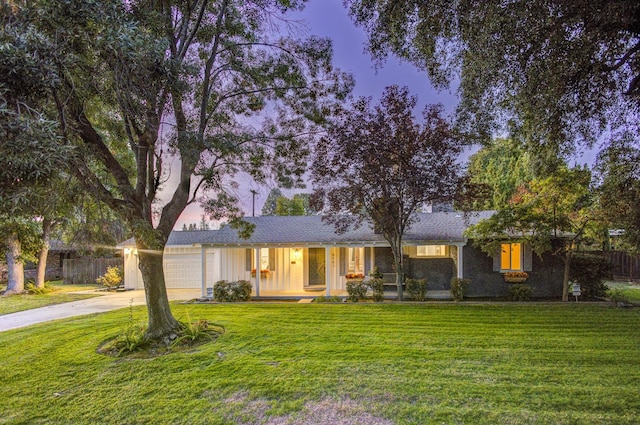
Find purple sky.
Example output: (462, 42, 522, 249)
(173, 0, 458, 229)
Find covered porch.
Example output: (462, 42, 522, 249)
(197, 242, 467, 299)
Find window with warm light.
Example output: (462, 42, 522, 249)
(260, 248, 270, 270)
(347, 247, 364, 274)
(501, 243, 522, 271)
(416, 245, 447, 257)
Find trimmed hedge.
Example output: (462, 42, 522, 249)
(450, 278, 470, 302)
(509, 283, 533, 301)
(213, 280, 252, 302)
(406, 278, 428, 301)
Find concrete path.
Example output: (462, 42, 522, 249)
(0, 289, 201, 332)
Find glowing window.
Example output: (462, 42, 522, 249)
(416, 245, 447, 257)
(501, 243, 522, 271)
(347, 247, 364, 274)
(260, 248, 270, 271)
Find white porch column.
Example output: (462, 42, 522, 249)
(370, 246, 375, 271)
(325, 245, 331, 296)
(254, 247, 261, 297)
(201, 245, 207, 298)
(457, 243, 464, 278)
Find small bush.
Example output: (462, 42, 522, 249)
(96, 266, 123, 289)
(450, 278, 470, 302)
(213, 280, 252, 302)
(313, 296, 342, 303)
(368, 267, 383, 279)
(25, 281, 53, 294)
(509, 283, 533, 301)
(98, 301, 149, 357)
(98, 322, 149, 357)
(406, 278, 428, 301)
(346, 280, 367, 302)
(569, 254, 612, 299)
(608, 288, 630, 305)
(368, 278, 385, 302)
(173, 312, 225, 347)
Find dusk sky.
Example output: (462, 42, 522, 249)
(173, 0, 459, 229)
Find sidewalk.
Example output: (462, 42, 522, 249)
(0, 289, 201, 332)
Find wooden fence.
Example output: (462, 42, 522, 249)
(63, 257, 122, 285)
(578, 250, 640, 282)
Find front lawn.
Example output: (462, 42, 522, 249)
(1, 303, 639, 424)
(0, 281, 101, 315)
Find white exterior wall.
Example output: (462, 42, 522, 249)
(268, 247, 304, 292)
(330, 247, 344, 291)
(217, 247, 306, 293)
(123, 248, 143, 290)
(121, 244, 351, 293)
(218, 248, 251, 283)
(205, 248, 221, 288)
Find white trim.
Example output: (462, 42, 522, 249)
(201, 246, 207, 298)
(254, 247, 261, 297)
(457, 243, 464, 278)
(325, 246, 331, 296)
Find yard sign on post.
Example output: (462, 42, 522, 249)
(572, 283, 581, 302)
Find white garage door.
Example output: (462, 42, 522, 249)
(163, 248, 202, 288)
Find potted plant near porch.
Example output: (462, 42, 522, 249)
(504, 271, 528, 283)
(251, 269, 269, 278)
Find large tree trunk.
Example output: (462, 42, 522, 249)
(35, 220, 52, 288)
(4, 233, 24, 296)
(562, 250, 572, 302)
(137, 249, 179, 342)
(394, 259, 405, 301)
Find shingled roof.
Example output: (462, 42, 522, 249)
(161, 211, 494, 247)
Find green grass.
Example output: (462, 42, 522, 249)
(606, 280, 640, 303)
(1, 303, 639, 424)
(0, 281, 101, 315)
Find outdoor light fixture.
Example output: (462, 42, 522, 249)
(291, 248, 302, 263)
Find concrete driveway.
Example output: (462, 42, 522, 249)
(0, 288, 201, 332)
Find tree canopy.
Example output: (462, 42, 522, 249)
(466, 165, 596, 300)
(465, 139, 535, 210)
(346, 0, 640, 159)
(275, 193, 314, 216)
(0, 4, 71, 210)
(312, 85, 461, 299)
(596, 138, 640, 252)
(5, 0, 352, 340)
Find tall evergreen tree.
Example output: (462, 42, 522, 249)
(261, 188, 283, 216)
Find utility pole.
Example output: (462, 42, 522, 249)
(250, 189, 258, 217)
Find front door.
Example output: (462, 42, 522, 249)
(308, 248, 326, 286)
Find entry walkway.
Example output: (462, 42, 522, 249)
(0, 289, 200, 332)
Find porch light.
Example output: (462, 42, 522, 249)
(291, 248, 302, 262)
(124, 248, 131, 256)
